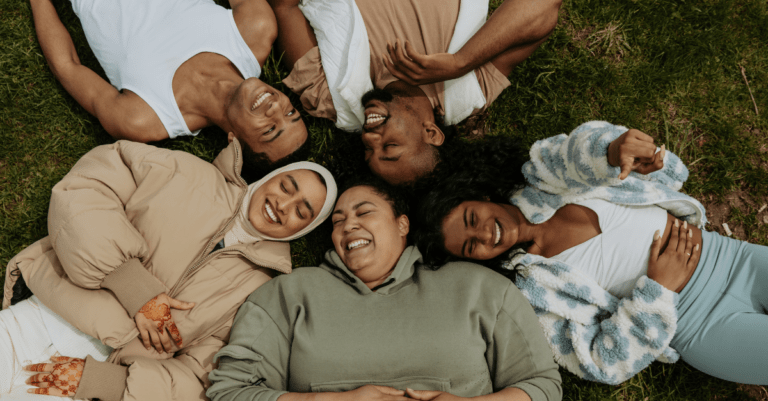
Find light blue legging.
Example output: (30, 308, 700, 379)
(671, 230, 768, 385)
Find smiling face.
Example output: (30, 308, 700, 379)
(227, 78, 308, 163)
(441, 200, 522, 260)
(331, 185, 409, 289)
(248, 169, 327, 239)
(360, 87, 444, 185)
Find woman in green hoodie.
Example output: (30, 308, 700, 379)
(207, 177, 562, 401)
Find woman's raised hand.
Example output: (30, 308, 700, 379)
(607, 129, 666, 180)
(647, 219, 701, 292)
(24, 356, 84, 397)
(134, 293, 195, 353)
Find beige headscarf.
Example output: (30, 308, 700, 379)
(223, 162, 337, 246)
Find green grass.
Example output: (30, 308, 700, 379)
(1, 0, 767, 399)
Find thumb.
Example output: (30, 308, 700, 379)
(168, 297, 195, 310)
(619, 161, 632, 180)
(649, 230, 662, 262)
(406, 388, 442, 400)
(373, 386, 405, 396)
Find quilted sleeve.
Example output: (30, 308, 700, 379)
(510, 255, 680, 385)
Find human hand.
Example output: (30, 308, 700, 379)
(647, 219, 701, 292)
(607, 129, 665, 180)
(135, 293, 195, 353)
(338, 385, 409, 401)
(382, 39, 466, 86)
(24, 356, 84, 397)
(405, 388, 465, 401)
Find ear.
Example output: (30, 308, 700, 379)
(422, 122, 445, 146)
(227, 132, 235, 143)
(397, 214, 410, 236)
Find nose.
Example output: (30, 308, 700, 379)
(342, 216, 359, 233)
(474, 222, 493, 244)
(265, 99, 279, 117)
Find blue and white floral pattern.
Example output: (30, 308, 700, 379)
(503, 121, 707, 385)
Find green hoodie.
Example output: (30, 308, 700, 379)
(207, 246, 562, 401)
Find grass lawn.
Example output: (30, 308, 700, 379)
(1, 0, 767, 399)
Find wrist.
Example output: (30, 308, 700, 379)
(607, 139, 620, 167)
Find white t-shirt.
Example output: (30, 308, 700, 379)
(549, 199, 669, 298)
(70, 0, 262, 138)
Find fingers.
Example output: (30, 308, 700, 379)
(676, 220, 689, 253)
(406, 388, 442, 401)
(140, 327, 152, 350)
(649, 229, 662, 262)
(167, 297, 195, 310)
(382, 51, 414, 86)
(158, 325, 174, 353)
(373, 386, 405, 396)
(24, 363, 55, 373)
(619, 163, 632, 180)
(49, 356, 79, 363)
(26, 373, 56, 384)
(683, 222, 694, 256)
(403, 40, 426, 67)
(687, 243, 702, 271)
(626, 128, 655, 144)
(668, 219, 680, 254)
(148, 327, 163, 353)
(167, 320, 184, 348)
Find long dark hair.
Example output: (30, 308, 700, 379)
(411, 135, 530, 275)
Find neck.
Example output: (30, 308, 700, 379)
(501, 203, 547, 246)
(176, 54, 244, 133)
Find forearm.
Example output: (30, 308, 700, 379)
(473, 387, 532, 401)
(454, 0, 561, 73)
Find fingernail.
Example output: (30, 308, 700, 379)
(653, 230, 660, 240)
(689, 229, 693, 237)
(675, 219, 679, 227)
(683, 221, 687, 229)
(695, 244, 700, 251)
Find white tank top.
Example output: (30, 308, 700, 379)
(70, 0, 262, 138)
(549, 199, 669, 298)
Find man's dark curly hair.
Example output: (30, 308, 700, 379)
(239, 133, 314, 184)
(411, 135, 530, 275)
(338, 174, 410, 220)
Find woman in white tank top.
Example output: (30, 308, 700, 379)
(29, 0, 309, 182)
(414, 121, 768, 386)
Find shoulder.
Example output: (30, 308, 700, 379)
(246, 266, 334, 301)
(231, 0, 277, 65)
(420, 261, 512, 294)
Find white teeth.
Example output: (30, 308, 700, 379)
(252, 92, 272, 110)
(265, 202, 279, 223)
(347, 239, 370, 250)
(494, 222, 501, 245)
(365, 113, 385, 125)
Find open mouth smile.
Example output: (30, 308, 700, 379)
(252, 92, 272, 111)
(264, 202, 280, 224)
(347, 239, 371, 251)
(494, 221, 502, 246)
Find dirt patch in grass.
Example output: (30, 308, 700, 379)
(700, 189, 768, 241)
(738, 384, 768, 401)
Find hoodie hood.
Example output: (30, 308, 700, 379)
(320, 246, 423, 295)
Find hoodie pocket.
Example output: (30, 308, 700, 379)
(310, 376, 450, 392)
(213, 345, 266, 385)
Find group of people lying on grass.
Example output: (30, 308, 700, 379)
(1, 0, 766, 399)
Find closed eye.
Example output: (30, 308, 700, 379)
(297, 207, 305, 219)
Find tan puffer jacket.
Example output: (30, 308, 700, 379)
(2, 139, 292, 401)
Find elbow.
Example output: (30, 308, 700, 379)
(108, 115, 168, 143)
(531, 0, 562, 42)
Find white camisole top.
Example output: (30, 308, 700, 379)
(70, 0, 262, 138)
(549, 199, 669, 298)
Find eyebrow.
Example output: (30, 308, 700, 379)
(288, 175, 299, 192)
(332, 201, 375, 217)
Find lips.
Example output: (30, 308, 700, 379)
(494, 221, 502, 245)
(251, 92, 272, 111)
(264, 201, 280, 224)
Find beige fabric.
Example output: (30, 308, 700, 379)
(5, 139, 292, 401)
(75, 355, 128, 401)
(283, 0, 511, 122)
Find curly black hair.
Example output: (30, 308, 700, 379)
(411, 135, 530, 275)
(239, 133, 314, 184)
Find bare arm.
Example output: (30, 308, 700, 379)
(384, 0, 562, 85)
(267, 0, 318, 70)
(30, 0, 167, 142)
